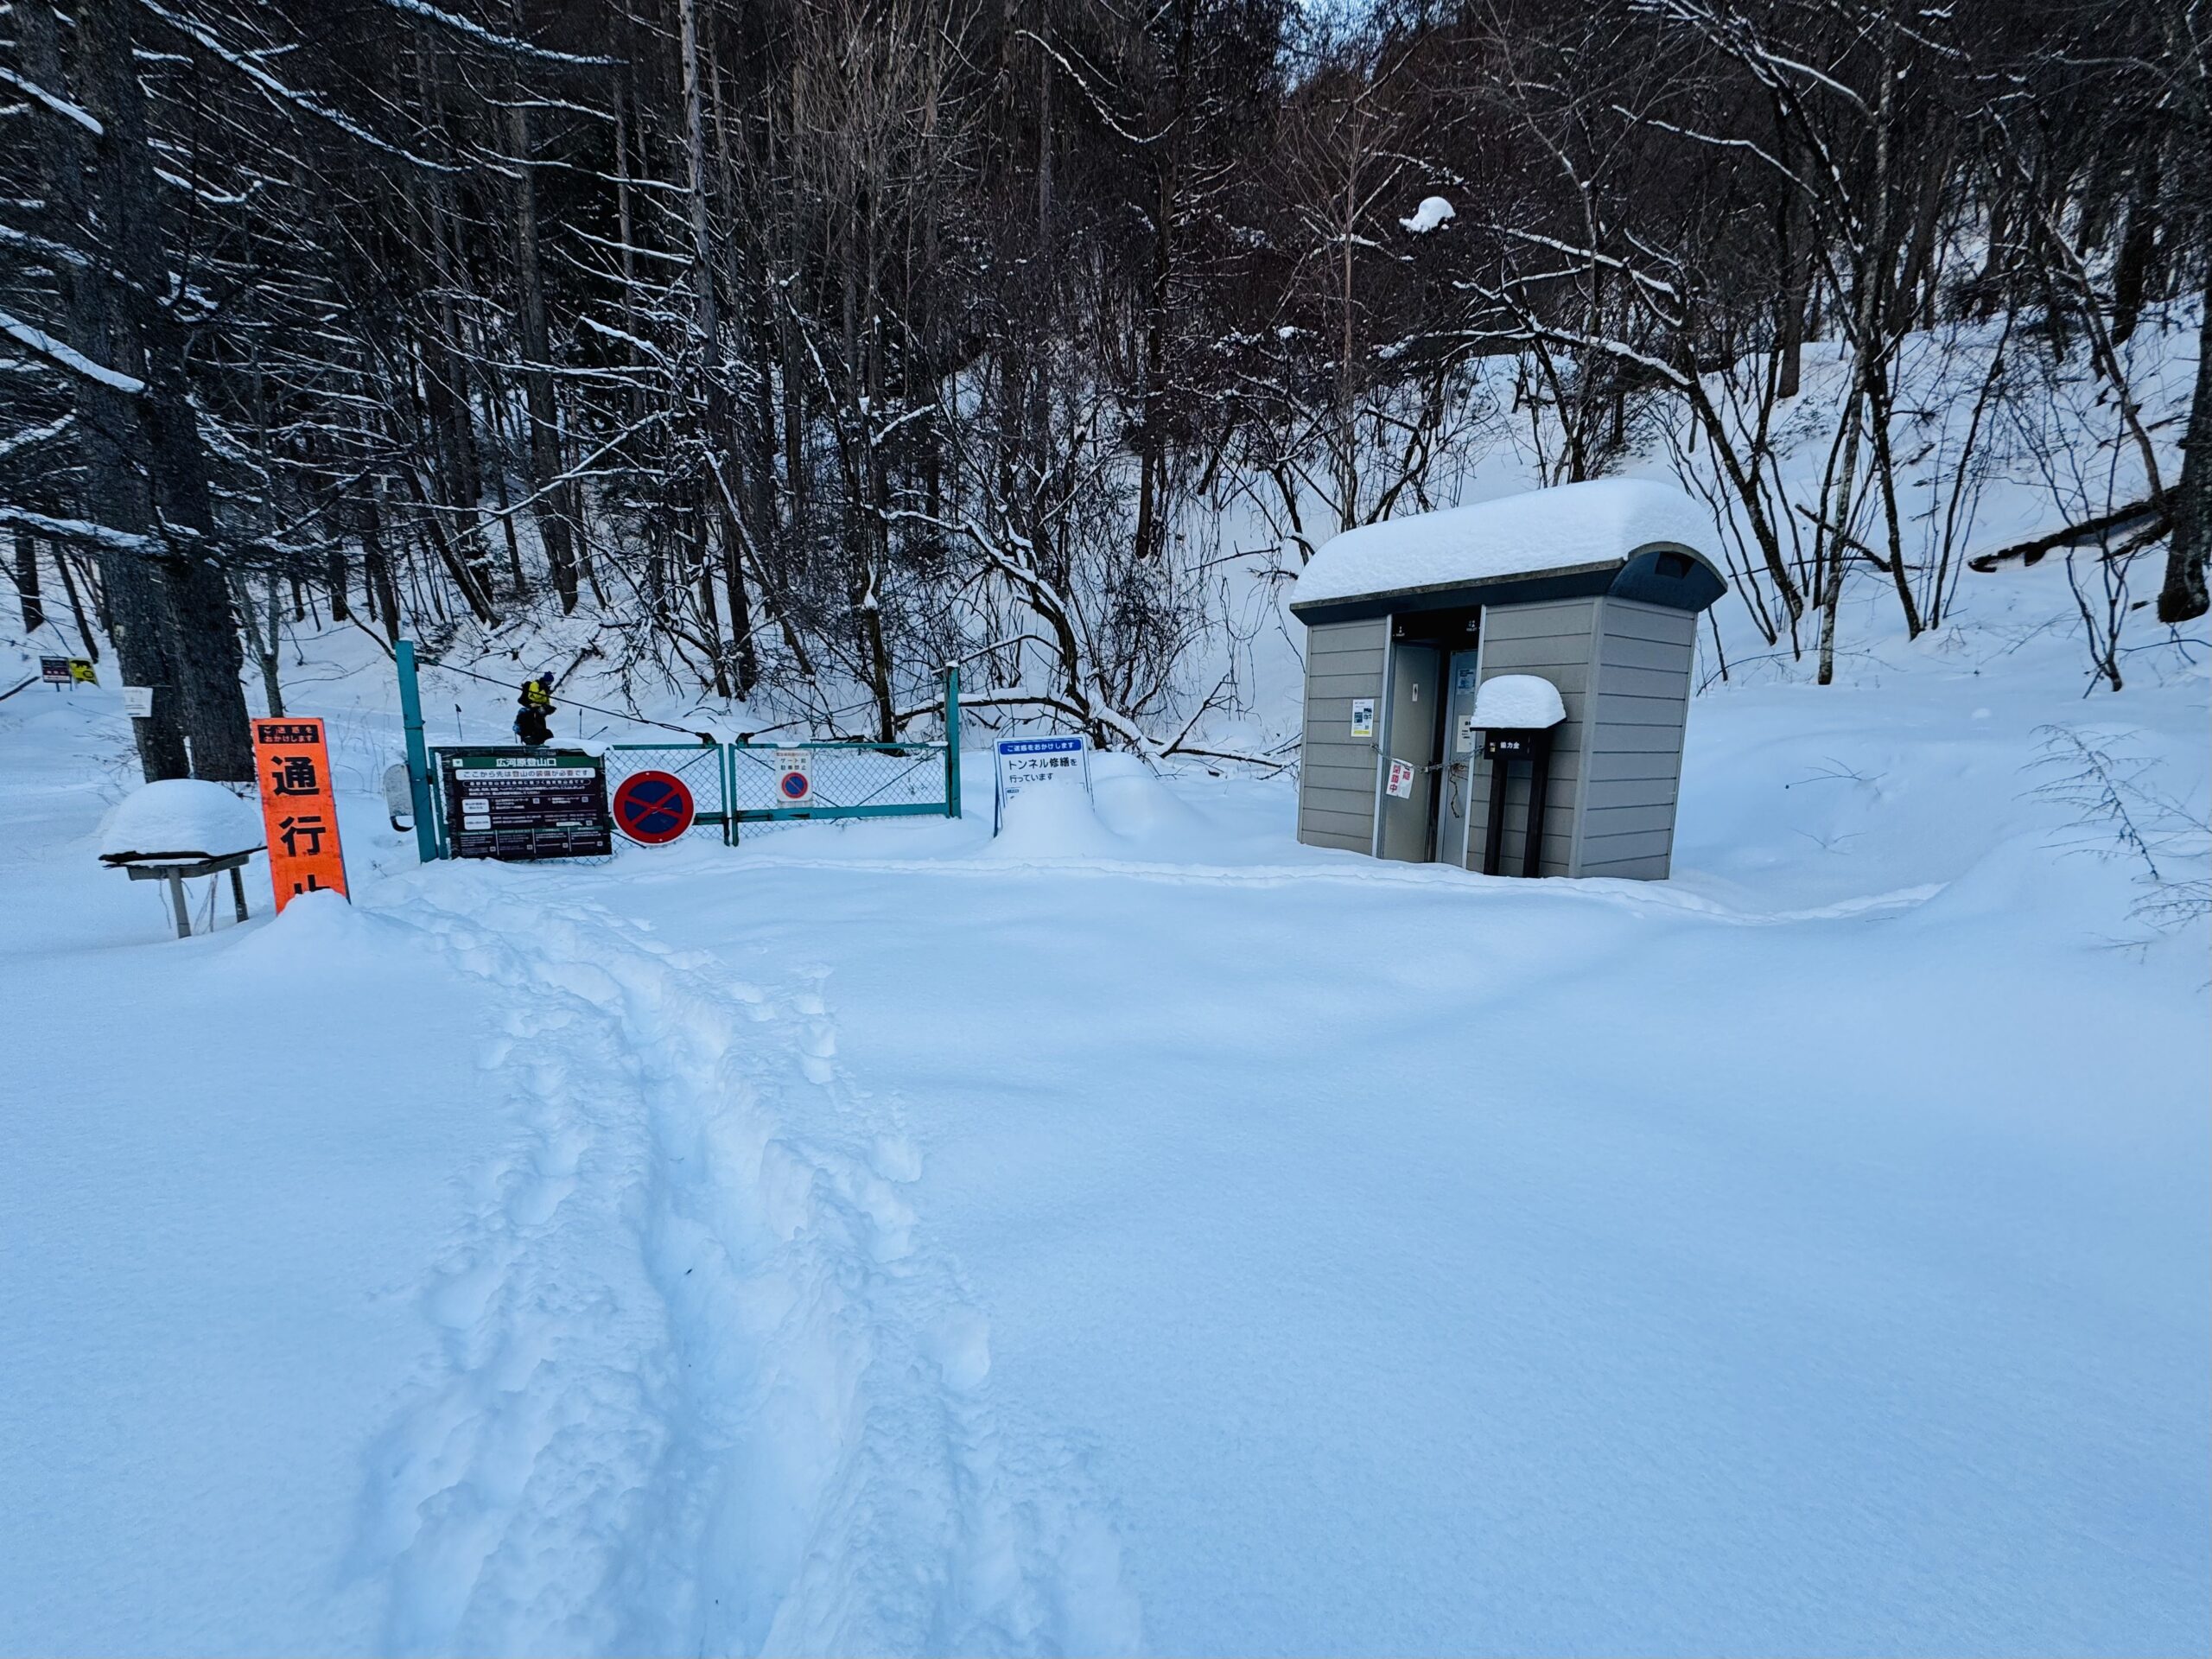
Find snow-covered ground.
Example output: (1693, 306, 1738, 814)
(3, 564, 2207, 1655)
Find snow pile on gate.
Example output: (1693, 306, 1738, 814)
(98, 779, 262, 862)
(1292, 477, 1715, 607)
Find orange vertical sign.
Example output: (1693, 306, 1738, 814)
(251, 715, 349, 911)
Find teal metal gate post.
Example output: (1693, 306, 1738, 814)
(397, 639, 440, 862)
(944, 665, 961, 820)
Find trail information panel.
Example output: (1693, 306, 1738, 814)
(441, 748, 612, 861)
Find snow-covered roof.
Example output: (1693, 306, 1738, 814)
(99, 779, 264, 863)
(1291, 479, 1719, 612)
(1471, 674, 1566, 730)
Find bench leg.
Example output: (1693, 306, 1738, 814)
(230, 865, 250, 924)
(167, 872, 192, 939)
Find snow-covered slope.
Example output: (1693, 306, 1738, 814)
(2, 551, 2204, 1652)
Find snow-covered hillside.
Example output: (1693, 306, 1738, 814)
(2, 549, 2205, 1653)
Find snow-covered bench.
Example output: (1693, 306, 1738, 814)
(99, 779, 265, 939)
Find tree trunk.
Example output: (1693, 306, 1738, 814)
(78, 0, 252, 779)
(2158, 294, 2211, 624)
(505, 93, 579, 612)
(12, 536, 44, 634)
(53, 548, 101, 664)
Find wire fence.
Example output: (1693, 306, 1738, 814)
(726, 741, 950, 818)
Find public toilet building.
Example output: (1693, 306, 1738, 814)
(1288, 479, 1727, 880)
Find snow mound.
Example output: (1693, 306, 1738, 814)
(1472, 674, 1567, 730)
(981, 776, 1126, 860)
(98, 779, 263, 862)
(1090, 753, 1207, 842)
(1293, 478, 1715, 607)
(1401, 195, 1455, 234)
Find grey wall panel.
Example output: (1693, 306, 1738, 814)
(1581, 802, 1678, 838)
(1573, 598, 1699, 880)
(1580, 851, 1672, 880)
(1577, 826, 1675, 863)
(1597, 660, 1694, 698)
(1587, 747, 1682, 784)
(1601, 604, 1699, 645)
(1598, 632, 1697, 672)
(1301, 785, 1379, 815)
(1593, 691, 1690, 727)
(1302, 830, 1371, 854)
(1309, 669, 1389, 699)
(1465, 597, 1599, 876)
(1583, 776, 1678, 811)
(1298, 617, 1386, 851)
(1586, 721, 1688, 754)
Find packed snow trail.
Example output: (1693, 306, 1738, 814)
(356, 869, 1141, 1656)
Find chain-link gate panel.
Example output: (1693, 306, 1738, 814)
(726, 741, 950, 822)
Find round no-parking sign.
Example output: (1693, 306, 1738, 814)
(611, 770, 696, 844)
(775, 748, 812, 805)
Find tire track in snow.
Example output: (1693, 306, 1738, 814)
(354, 871, 1141, 1656)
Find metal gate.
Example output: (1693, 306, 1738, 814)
(724, 739, 957, 838)
(401, 658, 963, 856)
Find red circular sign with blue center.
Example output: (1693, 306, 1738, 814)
(612, 769, 695, 844)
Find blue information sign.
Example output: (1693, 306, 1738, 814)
(993, 735, 1090, 832)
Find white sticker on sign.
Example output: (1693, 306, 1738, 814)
(1386, 759, 1416, 798)
(774, 748, 812, 805)
(122, 684, 154, 718)
(1455, 714, 1478, 754)
(1350, 697, 1375, 739)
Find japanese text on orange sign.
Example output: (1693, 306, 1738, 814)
(251, 716, 348, 911)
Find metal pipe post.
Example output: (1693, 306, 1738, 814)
(1522, 733, 1553, 878)
(396, 639, 439, 862)
(1482, 755, 1509, 876)
(943, 664, 962, 818)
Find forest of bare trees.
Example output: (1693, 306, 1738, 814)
(3, 0, 2205, 777)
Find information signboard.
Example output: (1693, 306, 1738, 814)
(251, 715, 350, 910)
(993, 734, 1090, 832)
(41, 656, 96, 685)
(442, 749, 612, 861)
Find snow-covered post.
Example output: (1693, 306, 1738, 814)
(396, 640, 438, 863)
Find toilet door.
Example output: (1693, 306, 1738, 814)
(1378, 643, 1440, 861)
(1433, 650, 1483, 864)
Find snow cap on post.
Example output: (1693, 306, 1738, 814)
(1471, 675, 1566, 731)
